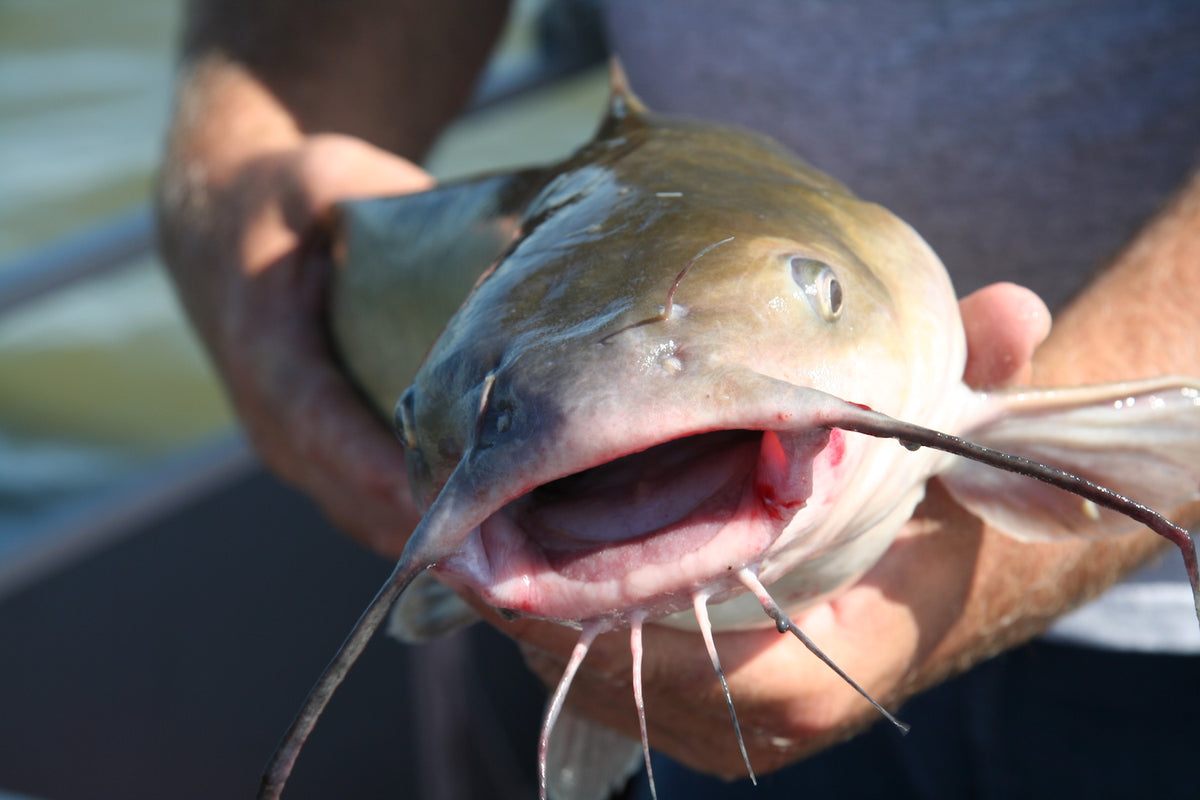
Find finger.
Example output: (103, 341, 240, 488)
(252, 333, 420, 557)
(229, 227, 421, 556)
(291, 134, 434, 223)
(278, 361, 421, 557)
(225, 314, 420, 554)
(959, 281, 1051, 389)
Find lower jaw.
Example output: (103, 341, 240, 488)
(458, 481, 786, 624)
(442, 429, 825, 623)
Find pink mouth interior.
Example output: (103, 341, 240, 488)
(448, 427, 821, 621)
(504, 430, 769, 571)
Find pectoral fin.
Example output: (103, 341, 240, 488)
(943, 377, 1200, 540)
(545, 708, 644, 800)
(386, 570, 479, 643)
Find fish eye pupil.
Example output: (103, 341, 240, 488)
(789, 256, 843, 321)
(827, 274, 843, 315)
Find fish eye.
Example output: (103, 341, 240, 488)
(789, 256, 843, 321)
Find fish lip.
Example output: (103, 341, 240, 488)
(437, 425, 831, 624)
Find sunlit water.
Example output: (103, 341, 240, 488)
(0, 0, 606, 562)
(0, 0, 180, 259)
(0, 0, 195, 557)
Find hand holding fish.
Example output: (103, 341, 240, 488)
(157, 59, 427, 555)
(158, 5, 1200, 799)
(156, 2, 510, 555)
(308, 79, 1200, 800)
(484, 282, 1129, 778)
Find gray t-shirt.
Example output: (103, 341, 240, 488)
(603, 0, 1200, 651)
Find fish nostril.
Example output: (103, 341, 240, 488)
(470, 371, 539, 455)
(475, 395, 517, 452)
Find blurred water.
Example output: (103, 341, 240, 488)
(0, 0, 206, 559)
(0, 0, 607, 565)
(0, 0, 181, 260)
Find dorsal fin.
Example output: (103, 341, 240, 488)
(606, 56, 647, 121)
(590, 57, 652, 144)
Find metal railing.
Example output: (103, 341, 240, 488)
(0, 208, 155, 314)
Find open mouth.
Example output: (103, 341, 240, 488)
(431, 418, 833, 623)
(456, 427, 818, 620)
(513, 429, 764, 555)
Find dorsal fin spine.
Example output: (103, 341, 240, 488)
(607, 56, 648, 122)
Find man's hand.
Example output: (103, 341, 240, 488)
(160, 88, 430, 555)
(158, 1, 509, 555)
(481, 282, 1159, 778)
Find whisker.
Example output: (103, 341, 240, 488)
(598, 236, 735, 345)
(629, 613, 657, 800)
(472, 368, 499, 445)
(738, 569, 910, 734)
(820, 399, 1200, 627)
(539, 622, 604, 800)
(693, 592, 757, 784)
(258, 560, 436, 800)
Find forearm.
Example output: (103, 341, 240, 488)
(151, 2, 514, 552)
(907, 168, 1200, 696)
(159, 0, 511, 259)
(158, 0, 512, 344)
(1035, 167, 1200, 385)
(175, 0, 510, 159)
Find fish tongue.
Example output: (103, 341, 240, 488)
(519, 430, 761, 546)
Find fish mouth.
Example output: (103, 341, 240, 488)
(515, 430, 763, 556)
(444, 427, 829, 623)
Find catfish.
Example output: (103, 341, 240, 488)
(258, 64, 1200, 800)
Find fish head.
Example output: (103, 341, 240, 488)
(393, 107, 968, 627)
(269, 71, 1200, 800)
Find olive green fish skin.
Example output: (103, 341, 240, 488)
(328, 71, 1189, 632)
(398, 105, 964, 520)
(322, 71, 994, 631)
(255, 71, 1200, 800)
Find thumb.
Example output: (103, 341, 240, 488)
(292, 133, 435, 219)
(959, 282, 1051, 390)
